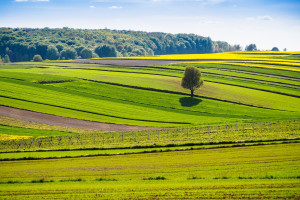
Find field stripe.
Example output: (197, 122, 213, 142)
(0, 95, 189, 125)
(80, 78, 292, 111)
(205, 80, 300, 98)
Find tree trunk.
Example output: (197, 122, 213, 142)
(190, 89, 194, 97)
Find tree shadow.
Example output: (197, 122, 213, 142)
(179, 97, 202, 107)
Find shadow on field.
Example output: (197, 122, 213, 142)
(179, 97, 202, 107)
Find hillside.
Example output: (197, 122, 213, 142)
(0, 27, 240, 62)
(0, 51, 299, 199)
(0, 51, 299, 130)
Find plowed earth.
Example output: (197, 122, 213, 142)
(0, 106, 157, 131)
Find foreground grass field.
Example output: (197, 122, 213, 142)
(0, 143, 299, 199)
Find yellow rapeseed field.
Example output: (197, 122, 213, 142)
(0, 134, 31, 141)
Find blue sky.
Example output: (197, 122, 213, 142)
(0, 0, 300, 51)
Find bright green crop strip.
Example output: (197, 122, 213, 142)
(0, 78, 240, 126)
(1, 61, 299, 127)
(198, 67, 300, 86)
(203, 75, 300, 98)
(12, 67, 299, 112)
(0, 180, 298, 199)
(0, 143, 299, 199)
(61, 65, 300, 98)
(0, 140, 298, 160)
(51, 80, 299, 119)
(187, 63, 300, 79)
(0, 71, 298, 125)
(1, 143, 298, 181)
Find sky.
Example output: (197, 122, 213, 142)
(0, 0, 300, 51)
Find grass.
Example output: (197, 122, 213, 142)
(1, 119, 298, 152)
(0, 52, 299, 130)
(1, 139, 298, 160)
(0, 52, 299, 199)
(0, 143, 299, 199)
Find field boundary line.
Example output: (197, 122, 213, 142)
(80, 78, 294, 111)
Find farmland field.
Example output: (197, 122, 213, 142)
(0, 51, 299, 199)
(0, 143, 299, 199)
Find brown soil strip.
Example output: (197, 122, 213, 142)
(0, 105, 158, 131)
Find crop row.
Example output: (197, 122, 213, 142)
(1, 120, 298, 152)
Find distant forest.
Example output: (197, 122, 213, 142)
(0, 27, 241, 62)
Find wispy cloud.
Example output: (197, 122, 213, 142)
(109, 6, 122, 9)
(15, 0, 29, 2)
(90, 5, 95, 9)
(258, 15, 272, 21)
(246, 16, 273, 21)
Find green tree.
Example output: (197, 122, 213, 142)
(33, 54, 43, 62)
(60, 48, 77, 60)
(271, 47, 279, 51)
(80, 48, 93, 59)
(3, 54, 10, 63)
(181, 66, 203, 97)
(46, 46, 59, 60)
(95, 45, 117, 57)
(245, 44, 257, 51)
(56, 44, 64, 52)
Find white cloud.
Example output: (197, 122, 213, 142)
(109, 6, 122, 9)
(15, 0, 29, 2)
(90, 5, 95, 9)
(258, 15, 272, 21)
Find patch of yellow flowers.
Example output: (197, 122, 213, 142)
(0, 134, 31, 141)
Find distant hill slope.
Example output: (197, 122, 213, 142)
(0, 27, 240, 62)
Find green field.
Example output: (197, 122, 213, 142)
(0, 51, 299, 199)
(0, 143, 299, 199)
(0, 52, 299, 129)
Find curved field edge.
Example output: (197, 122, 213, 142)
(1, 78, 297, 128)
(0, 71, 298, 128)
(0, 51, 299, 128)
(1, 139, 299, 161)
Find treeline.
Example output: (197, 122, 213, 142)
(0, 27, 240, 62)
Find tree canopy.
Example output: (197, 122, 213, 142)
(33, 54, 42, 62)
(0, 27, 241, 62)
(181, 66, 203, 97)
(245, 44, 257, 51)
(95, 45, 117, 57)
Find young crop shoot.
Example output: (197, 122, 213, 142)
(181, 66, 203, 97)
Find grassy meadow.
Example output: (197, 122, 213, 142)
(0, 51, 299, 199)
(0, 52, 299, 128)
(0, 143, 299, 199)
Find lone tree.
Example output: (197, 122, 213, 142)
(181, 66, 203, 97)
(245, 44, 257, 51)
(33, 54, 43, 62)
